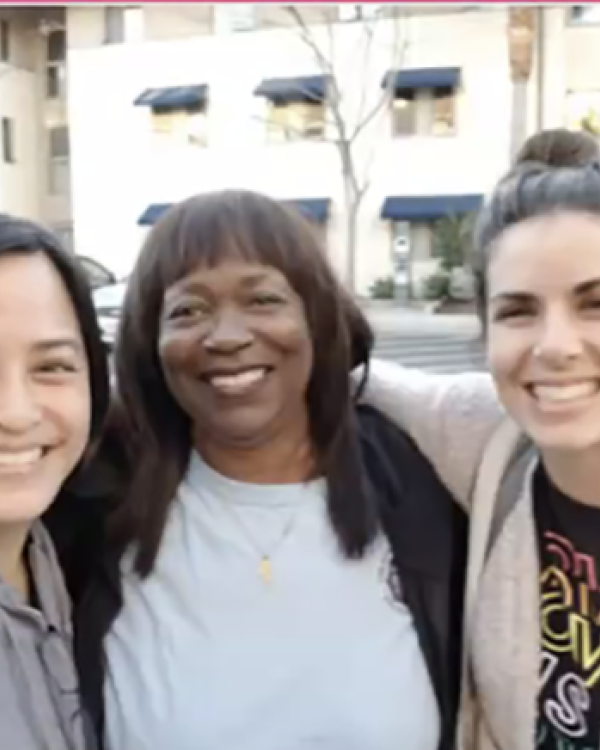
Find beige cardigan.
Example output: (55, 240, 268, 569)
(363, 361, 540, 750)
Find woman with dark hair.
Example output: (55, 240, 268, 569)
(0, 213, 109, 749)
(72, 189, 467, 750)
(362, 128, 600, 750)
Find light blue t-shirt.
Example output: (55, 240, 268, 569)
(105, 452, 440, 750)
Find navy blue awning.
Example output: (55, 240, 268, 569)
(138, 203, 173, 226)
(134, 85, 208, 109)
(382, 67, 461, 92)
(254, 75, 329, 103)
(381, 194, 483, 221)
(282, 198, 330, 223)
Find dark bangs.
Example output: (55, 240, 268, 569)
(142, 190, 338, 331)
(120, 189, 357, 433)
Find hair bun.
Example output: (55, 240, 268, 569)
(514, 128, 600, 169)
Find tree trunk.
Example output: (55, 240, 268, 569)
(344, 182, 359, 294)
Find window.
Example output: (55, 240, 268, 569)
(214, 5, 256, 33)
(47, 28, 66, 62)
(569, 6, 600, 24)
(392, 94, 417, 136)
(430, 89, 456, 135)
(2, 117, 14, 164)
(392, 89, 457, 137)
(104, 7, 125, 44)
(46, 64, 67, 99)
(46, 28, 67, 99)
(0, 19, 9, 63)
(49, 126, 69, 158)
(267, 102, 325, 142)
(151, 104, 208, 147)
(48, 126, 70, 195)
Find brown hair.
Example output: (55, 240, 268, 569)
(474, 128, 600, 324)
(112, 190, 376, 576)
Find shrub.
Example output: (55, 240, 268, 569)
(423, 270, 449, 301)
(369, 276, 396, 299)
(432, 213, 475, 272)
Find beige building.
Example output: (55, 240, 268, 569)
(0, 6, 71, 247)
(2, 5, 600, 293)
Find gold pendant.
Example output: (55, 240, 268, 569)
(259, 556, 272, 584)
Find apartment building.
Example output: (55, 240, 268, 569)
(3, 5, 600, 294)
(0, 6, 71, 247)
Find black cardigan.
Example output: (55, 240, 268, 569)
(45, 405, 467, 750)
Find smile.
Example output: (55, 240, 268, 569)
(0, 448, 47, 474)
(204, 367, 269, 396)
(528, 380, 600, 406)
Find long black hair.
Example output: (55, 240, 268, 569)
(111, 189, 376, 576)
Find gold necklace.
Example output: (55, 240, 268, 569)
(219, 501, 301, 584)
(258, 557, 273, 585)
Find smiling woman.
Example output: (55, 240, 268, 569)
(0, 254, 89, 524)
(72, 189, 469, 750)
(485, 211, 600, 453)
(159, 260, 314, 467)
(115, 191, 378, 564)
(0, 213, 109, 750)
(357, 127, 600, 750)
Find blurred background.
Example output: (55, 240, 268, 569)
(0, 4, 596, 370)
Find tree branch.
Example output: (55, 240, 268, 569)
(354, 16, 376, 135)
(349, 11, 407, 144)
(282, 6, 408, 242)
(284, 6, 347, 141)
(286, 6, 336, 79)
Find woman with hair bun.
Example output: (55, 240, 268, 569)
(362, 128, 600, 749)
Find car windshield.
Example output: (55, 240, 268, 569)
(93, 281, 128, 306)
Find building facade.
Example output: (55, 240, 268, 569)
(0, 6, 71, 246)
(2, 5, 600, 294)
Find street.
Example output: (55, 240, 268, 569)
(366, 308, 486, 374)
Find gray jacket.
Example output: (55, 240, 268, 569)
(0, 521, 93, 750)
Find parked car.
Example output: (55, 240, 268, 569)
(76, 255, 117, 290)
(92, 280, 128, 349)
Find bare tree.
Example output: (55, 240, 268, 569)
(275, 6, 406, 292)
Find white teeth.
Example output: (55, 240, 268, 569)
(209, 368, 267, 393)
(532, 382, 599, 403)
(0, 449, 43, 472)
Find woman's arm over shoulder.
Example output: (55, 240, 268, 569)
(356, 360, 505, 508)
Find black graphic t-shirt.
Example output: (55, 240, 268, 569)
(534, 466, 600, 750)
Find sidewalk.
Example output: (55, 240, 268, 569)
(361, 303, 480, 336)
